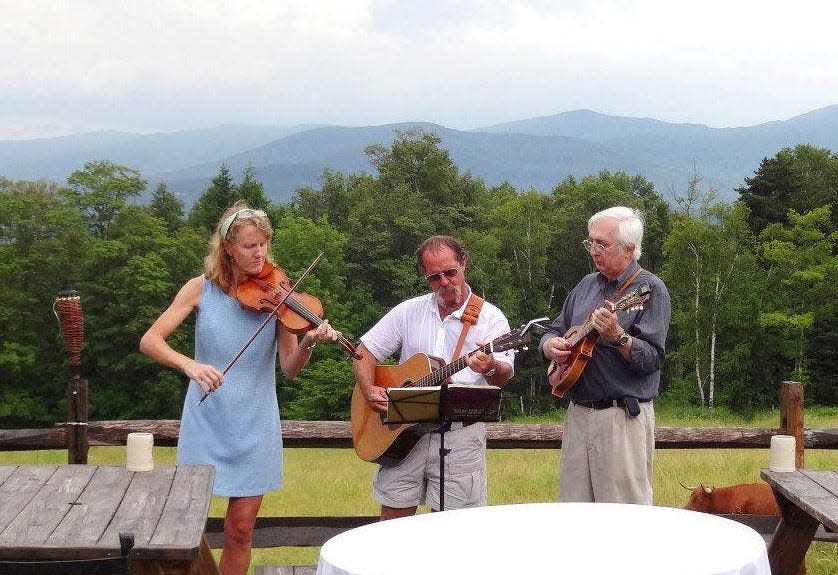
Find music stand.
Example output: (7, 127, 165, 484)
(386, 383, 501, 511)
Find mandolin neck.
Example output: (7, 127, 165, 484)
(567, 300, 617, 346)
(567, 320, 596, 346)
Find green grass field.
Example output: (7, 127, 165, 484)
(2, 405, 836, 574)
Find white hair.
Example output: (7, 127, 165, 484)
(588, 206, 644, 260)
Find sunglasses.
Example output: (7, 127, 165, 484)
(425, 267, 459, 283)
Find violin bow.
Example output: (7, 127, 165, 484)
(197, 252, 324, 405)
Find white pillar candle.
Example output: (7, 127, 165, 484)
(769, 434, 796, 472)
(126, 432, 154, 472)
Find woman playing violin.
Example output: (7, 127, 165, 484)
(139, 202, 340, 575)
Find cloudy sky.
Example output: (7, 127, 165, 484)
(2, 0, 837, 140)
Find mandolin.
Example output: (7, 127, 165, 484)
(547, 285, 651, 398)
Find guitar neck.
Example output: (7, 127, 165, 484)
(414, 342, 492, 388)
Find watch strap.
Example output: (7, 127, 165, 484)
(612, 331, 629, 347)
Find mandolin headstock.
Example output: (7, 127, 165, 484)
(611, 284, 651, 312)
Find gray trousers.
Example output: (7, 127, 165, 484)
(559, 400, 655, 504)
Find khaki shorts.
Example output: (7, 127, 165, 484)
(373, 422, 487, 511)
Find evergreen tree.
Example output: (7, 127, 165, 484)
(148, 181, 184, 232)
(236, 165, 271, 210)
(737, 144, 838, 234)
(188, 164, 237, 233)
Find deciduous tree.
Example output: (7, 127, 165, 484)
(63, 160, 147, 239)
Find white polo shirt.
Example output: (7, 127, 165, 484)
(360, 288, 514, 383)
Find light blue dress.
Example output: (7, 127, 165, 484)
(177, 277, 283, 496)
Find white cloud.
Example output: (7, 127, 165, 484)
(1, 0, 837, 138)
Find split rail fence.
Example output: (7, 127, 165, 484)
(1, 381, 836, 550)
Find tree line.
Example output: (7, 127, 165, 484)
(1, 129, 835, 426)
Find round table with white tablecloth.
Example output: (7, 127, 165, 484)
(316, 502, 770, 575)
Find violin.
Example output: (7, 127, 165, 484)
(235, 261, 361, 359)
(197, 255, 361, 406)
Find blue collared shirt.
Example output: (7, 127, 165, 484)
(539, 260, 671, 401)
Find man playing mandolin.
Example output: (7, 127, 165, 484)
(540, 206, 671, 504)
(354, 235, 514, 520)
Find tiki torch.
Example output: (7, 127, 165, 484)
(53, 286, 88, 463)
(54, 288, 84, 372)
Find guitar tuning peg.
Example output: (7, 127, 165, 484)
(522, 345, 529, 351)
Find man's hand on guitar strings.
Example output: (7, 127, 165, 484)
(466, 343, 497, 375)
(363, 384, 389, 413)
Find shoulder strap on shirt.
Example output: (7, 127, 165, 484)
(451, 294, 484, 361)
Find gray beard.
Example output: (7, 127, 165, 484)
(433, 284, 463, 310)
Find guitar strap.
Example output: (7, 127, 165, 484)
(451, 293, 484, 361)
(606, 267, 644, 305)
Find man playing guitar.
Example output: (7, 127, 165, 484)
(540, 206, 671, 505)
(353, 235, 514, 520)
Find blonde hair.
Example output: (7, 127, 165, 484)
(204, 201, 275, 291)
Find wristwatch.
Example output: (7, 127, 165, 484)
(484, 363, 498, 377)
(612, 331, 630, 347)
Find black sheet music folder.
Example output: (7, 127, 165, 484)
(385, 384, 502, 424)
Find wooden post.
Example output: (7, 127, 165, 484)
(66, 375, 89, 464)
(778, 381, 807, 575)
(779, 381, 804, 468)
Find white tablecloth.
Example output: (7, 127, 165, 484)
(317, 503, 770, 575)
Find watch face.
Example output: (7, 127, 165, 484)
(614, 332, 629, 346)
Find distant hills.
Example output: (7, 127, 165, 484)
(3, 106, 838, 206)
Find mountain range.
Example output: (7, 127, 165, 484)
(3, 106, 838, 206)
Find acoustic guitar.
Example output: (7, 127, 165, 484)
(547, 285, 651, 398)
(351, 318, 547, 466)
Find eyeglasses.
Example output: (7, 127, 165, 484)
(582, 238, 619, 254)
(425, 267, 459, 283)
(220, 209, 267, 239)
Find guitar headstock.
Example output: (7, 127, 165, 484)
(489, 317, 550, 353)
(612, 284, 651, 312)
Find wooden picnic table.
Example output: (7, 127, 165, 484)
(761, 468, 838, 575)
(0, 464, 219, 575)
